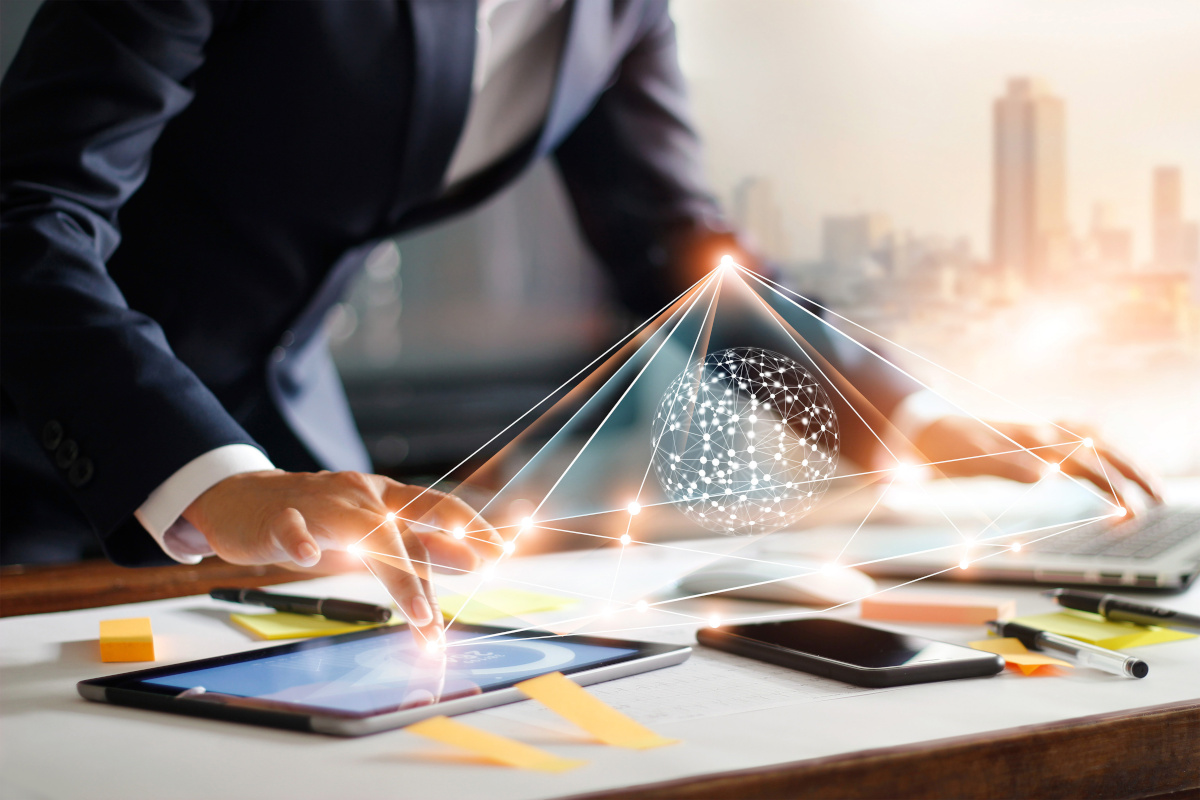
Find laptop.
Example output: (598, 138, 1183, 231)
(760, 483, 1200, 592)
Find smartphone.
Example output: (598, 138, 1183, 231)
(697, 618, 1004, 687)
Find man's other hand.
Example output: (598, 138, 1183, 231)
(183, 471, 503, 643)
(910, 418, 1164, 510)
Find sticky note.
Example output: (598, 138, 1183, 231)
(1012, 611, 1196, 650)
(405, 716, 585, 773)
(230, 612, 403, 640)
(969, 637, 1072, 675)
(861, 593, 1016, 625)
(439, 589, 578, 625)
(99, 617, 155, 662)
(515, 672, 678, 749)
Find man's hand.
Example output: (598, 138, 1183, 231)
(910, 418, 1163, 510)
(183, 470, 503, 644)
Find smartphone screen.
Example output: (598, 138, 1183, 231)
(699, 618, 1003, 686)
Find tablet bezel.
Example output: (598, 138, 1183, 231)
(77, 624, 691, 736)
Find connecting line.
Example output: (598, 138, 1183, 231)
(834, 473, 895, 564)
(445, 511, 1114, 648)
(349, 276, 712, 551)
(610, 267, 726, 607)
(739, 271, 901, 466)
(964, 440, 1088, 542)
(739, 266, 1086, 441)
(356, 554, 430, 645)
(737, 266, 1122, 511)
(441, 273, 721, 637)
(1089, 440, 1122, 505)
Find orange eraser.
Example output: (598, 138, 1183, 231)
(99, 617, 155, 662)
(860, 594, 1016, 625)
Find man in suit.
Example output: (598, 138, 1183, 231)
(1, 0, 1157, 642)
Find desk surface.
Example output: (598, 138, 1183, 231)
(2, 535, 1199, 800)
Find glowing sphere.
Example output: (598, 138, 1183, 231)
(651, 347, 839, 535)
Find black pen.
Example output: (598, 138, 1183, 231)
(1045, 589, 1200, 633)
(987, 620, 1148, 678)
(210, 587, 392, 624)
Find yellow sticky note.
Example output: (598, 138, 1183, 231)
(99, 617, 155, 662)
(230, 612, 403, 640)
(1012, 611, 1195, 650)
(515, 672, 678, 750)
(969, 638, 1072, 676)
(405, 716, 585, 773)
(439, 589, 578, 625)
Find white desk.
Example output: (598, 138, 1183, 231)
(3, 523, 1199, 800)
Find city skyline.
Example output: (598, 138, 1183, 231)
(672, 0, 1200, 263)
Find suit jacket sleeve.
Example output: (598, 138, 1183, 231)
(552, 1, 921, 460)
(0, 0, 262, 564)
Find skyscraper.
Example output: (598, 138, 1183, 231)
(1152, 166, 1199, 272)
(991, 78, 1069, 287)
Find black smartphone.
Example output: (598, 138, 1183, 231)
(697, 618, 1004, 687)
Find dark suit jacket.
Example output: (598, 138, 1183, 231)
(1, 0, 915, 565)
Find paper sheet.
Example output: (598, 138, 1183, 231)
(492, 647, 876, 730)
(230, 612, 402, 640)
(1012, 611, 1196, 649)
(439, 589, 578, 625)
(405, 716, 586, 773)
(515, 673, 677, 749)
(968, 637, 1072, 675)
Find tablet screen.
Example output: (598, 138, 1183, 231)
(141, 628, 637, 715)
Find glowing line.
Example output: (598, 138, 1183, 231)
(834, 473, 895, 563)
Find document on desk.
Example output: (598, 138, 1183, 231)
(489, 647, 878, 729)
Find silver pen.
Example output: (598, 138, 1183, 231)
(987, 620, 1148, 679)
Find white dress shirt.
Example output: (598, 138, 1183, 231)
(137, 0, 571, 563)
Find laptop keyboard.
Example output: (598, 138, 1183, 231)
(1028, 506, 1200, 559)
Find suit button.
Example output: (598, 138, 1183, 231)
(55, 438, 79, 469)
(42, 420, 64, 451)
(68, 457, 94, 488)
(271, 346, 286, 362)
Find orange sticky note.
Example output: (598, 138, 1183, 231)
(969, 637, 1072, 675)
(861, 594, 1016, 625)
(515, 672, 678, 749)
(405, 716, 585, 773)
(99, 617, 155, 662)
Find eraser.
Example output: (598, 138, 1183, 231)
(860, 594, 1016, 625)
(99, 617, 155, 662)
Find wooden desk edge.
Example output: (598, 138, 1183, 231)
(565, 697, 1200, 800)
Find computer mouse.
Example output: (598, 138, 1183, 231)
(675, 557, 877, 607)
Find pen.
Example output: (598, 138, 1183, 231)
(209, 587, 392, 624)
(1044, 589, 1200, 632)
(987, 620, 1148, 679)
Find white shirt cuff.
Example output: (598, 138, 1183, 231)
(889, 389, 966, 443)
(135, 444, 275, 564)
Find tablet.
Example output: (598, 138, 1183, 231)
(78, 624, 691, 736)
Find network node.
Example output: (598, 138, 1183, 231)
(619, 533, 632, 546)
(503, 541, 516, 555)
(452, 526, 466, 540)
(1083, 437, 1094, 448)
(822, 562, 839, 574)
(1114, 507, 1128, 517)
(520, 517, 534, 533)
(1011, 542, 1022, 552)
(708, 615, 722, 628)
(385, 511, 396, 522)
(719, 254, 734, 268)
(635, 600, 648, 613)
(626, 501, 641, 516)
(424, 639, 442, 654)
(346, 543, 362, 555)
(958, 557, 970, 570)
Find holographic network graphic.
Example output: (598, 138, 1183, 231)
(348, 258, 1127, 655)
(652, 347, 839, 535)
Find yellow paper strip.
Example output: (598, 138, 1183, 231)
(969, 638, 1072, 675)
(405, 716, 585, 773)
(1011, 611, 1195, 650)
(439, 589, 578, 625)
(230, 612, 402, 640)
(516, 672, 678, 750)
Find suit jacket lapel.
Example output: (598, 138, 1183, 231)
(391, 0, 477, 219)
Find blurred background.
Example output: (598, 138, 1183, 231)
(4, 0, 1197, 481)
